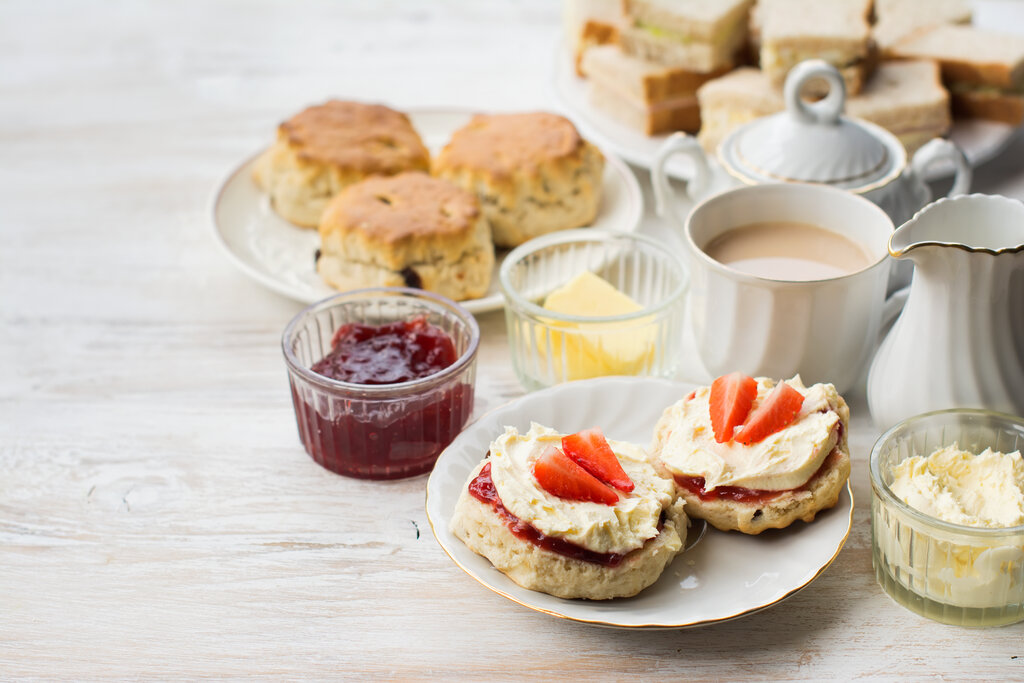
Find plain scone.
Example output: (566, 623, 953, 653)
(433, 112, 605, 248)
(252, 101, 430, 227)
(317, 172, 494, 301)
(449, 461, 689, 600)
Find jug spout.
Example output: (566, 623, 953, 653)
(890, 193, 1024, 261)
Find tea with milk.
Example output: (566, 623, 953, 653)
(703, 221, 873, 281)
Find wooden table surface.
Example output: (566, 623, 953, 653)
(4, 1, 1024, 679)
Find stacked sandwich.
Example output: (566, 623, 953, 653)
(697, 59, 952, 155)
(889, 24, 1024, 126)
(577, 0, 754, 135)
(568, 0, 1024, 154)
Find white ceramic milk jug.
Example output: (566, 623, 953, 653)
(867, 194, 1024, 429)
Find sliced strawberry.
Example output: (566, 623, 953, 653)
(533, 445, 619, 505)
(709, 372, 758, 443)
(733, 381, 805, 445)
(561, 428, 634, 493)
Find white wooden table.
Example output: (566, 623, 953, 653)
(3, 1, 1024, 679)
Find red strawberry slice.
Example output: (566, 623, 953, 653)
(561, 428, 635, 493)
(733, 381, 805, 445)
(533, 445, 619, 505)
(709, 372, 758, 443)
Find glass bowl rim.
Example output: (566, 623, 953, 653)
(281, 286, 480, 398)
(497, 228, 689, 324)
(869, 407, 1024, 537)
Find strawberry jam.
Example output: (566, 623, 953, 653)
(311, 317, 457, 384)
(292, 316, 473, 480)
(674, 449, 836, 503)
(469, 461, 633, 567)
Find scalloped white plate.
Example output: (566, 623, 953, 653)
(425, 376, 853, 629)
(210, 109, 643, 313)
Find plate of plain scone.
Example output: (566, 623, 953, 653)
(211, 102, 643, 313)
(426, 375, 854, 629)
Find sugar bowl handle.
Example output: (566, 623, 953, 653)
(784, 60, 846, 125)
(652, 132, 712, 226)
(909, 138, 972, 197)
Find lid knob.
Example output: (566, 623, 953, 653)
(784, 60, 846, 126)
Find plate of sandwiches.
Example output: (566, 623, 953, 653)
(557, 0, 1023, 181)
(426, 375, 854, 628)
(211, 103, 643, 313)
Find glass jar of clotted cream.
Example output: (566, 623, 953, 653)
(870, 409, 1024, 627)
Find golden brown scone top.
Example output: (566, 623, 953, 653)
(434, 112, 593, 180)
(279, 101, 430, 174)
(319, 172, 480, 244)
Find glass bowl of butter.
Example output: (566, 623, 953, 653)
(870, 408, 1024, 626)
(498, 229, 688, 391)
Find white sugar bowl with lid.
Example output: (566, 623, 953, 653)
(652, 59, 973, 233)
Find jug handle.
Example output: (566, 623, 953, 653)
(652, 132, 712, 227)
(909, 138, 972, 197)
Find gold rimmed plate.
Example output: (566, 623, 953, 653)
(425, 376, 854, 629)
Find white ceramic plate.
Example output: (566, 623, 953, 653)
(425, 376, 854, 629)
(210, 110, 643, 313)
(552, 47, 1018, 182)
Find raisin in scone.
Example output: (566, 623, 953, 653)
(651, 375, 851, 535)
(450, 423, 688, 600)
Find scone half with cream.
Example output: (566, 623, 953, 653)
(317, 172, 494, 301)
(450, 423, 688, 600)
(433, 112, 604, 248)
(652, 374, 850, 535)
(253, 100, 430, 227)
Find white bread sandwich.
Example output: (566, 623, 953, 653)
(873, 0, 972, 56)
(582, 44, 723, 134)
(696, 60, 951, 156)
(845, 60, 952, 154)
(619, 0, 754, 73)
(759, 0, 875, 95)
(696, 67, 783, 152)
(890, 24, 1024, 126)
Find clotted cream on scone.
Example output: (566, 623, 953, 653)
(651, 376, 851, 534)
(450, 422, 688, 600)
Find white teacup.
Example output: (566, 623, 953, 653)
(684, 183, 893, 393)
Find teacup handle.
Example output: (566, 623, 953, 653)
(909, 138, 972, 197)
(652, 132, 712, 226)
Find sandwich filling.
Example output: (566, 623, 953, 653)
(486, 423, 676, 555)
(657, 377, 846, 494)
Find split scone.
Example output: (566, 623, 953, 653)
(432, 113, 604, 248)
(317, 172, 494, 301)
(252, 101, 430, 227)
(652, 375, 850, 535)
(450, 423, 688, 600)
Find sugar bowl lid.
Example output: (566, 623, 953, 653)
(718, 60, 906, 190)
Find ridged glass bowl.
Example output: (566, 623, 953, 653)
(498, 229, 688, 391)
(870, 409, 1024, 626)
(282, 287, 479, 480)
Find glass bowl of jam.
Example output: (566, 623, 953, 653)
(870, 409, 1024, 627)
(282, 287, 479, 480)
(499, 229, 688, 391)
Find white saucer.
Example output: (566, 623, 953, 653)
(209, 109, 643, 314)
(425, 376, 854, 629)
